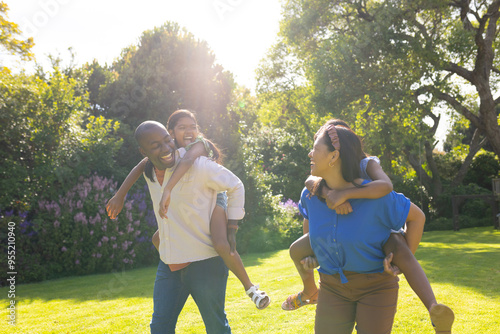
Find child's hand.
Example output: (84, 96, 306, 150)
(334, 202, 353, 215)
(326, 189, 352, 214)
(383, 252, 401, 276)
(159, 189, 171, 219)
(106, 195, 125, 220)
(325, 189, 346, 210)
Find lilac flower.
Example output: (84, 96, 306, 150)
(76, 200, 83, 209)
(125, 201, 133, 211)
(96, 253, 102, 258)
(134, 220, 140, 226)
(110, 236, 116, 241)
(61, 247, 67, 252)
(134, 230, 141, 237)
(136, 236, 147, 243)
(101, 236, 109, 242)
(138, 200, 147, 212)
(110, 254, 114, 259)
(126, 211, 133, 222)
(146, 210, 157, 228)
(113, 243, 117, 249)
(54, 206, 60, 217)
(54, 220, 61, 228)
(127, 224, 134, 233)
(97, 241, 102, 247)
(90, 230, 94, 235)
(123, 258, 129, 263)
(75, 259, 80, 265)
(39, 200, 47, 210)
(74, 212, 88, 225)
(279, 198, 300, 214)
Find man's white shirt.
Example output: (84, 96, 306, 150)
(144, 148, 245, 264)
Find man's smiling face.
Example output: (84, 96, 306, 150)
(137, 123, 176, 170)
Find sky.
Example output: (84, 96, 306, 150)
(3, 0, 283, 90)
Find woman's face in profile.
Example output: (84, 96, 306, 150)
(308, 133, 333, 177)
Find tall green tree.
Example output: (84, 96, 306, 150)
(270, 0, 500, 203)
(96, 22, 236, 168)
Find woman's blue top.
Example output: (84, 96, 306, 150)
(298, 180, 410, 283)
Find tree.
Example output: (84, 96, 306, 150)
(270, 0, 500, 206)
(0, 2, 34, 63)
(96, 22, 236, 168)
(0, 66, 122, 208)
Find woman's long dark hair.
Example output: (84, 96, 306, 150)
(144, 109, 223, 182)
(310, 119, 366, 198)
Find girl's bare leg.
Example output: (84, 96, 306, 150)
(289, 233, 318, 298)
(383, 233, 436, 310)
(210, 206, 253, 290)
(383, 233, 454, 333)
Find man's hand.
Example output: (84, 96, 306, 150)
(106, 194, 125, 220)
(383, 252, 401, 276)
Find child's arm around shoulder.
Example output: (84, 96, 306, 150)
(335, 158, 393, 202)
(304, 175, 352, 214)
(106, 157, 148, 219)
(159, 141, 207, 218)
(365, 158, 393, 194)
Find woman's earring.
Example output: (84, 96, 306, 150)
(329, 161, 335, 167)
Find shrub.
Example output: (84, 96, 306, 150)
(240, 198, 303, 253)
(0, 207, 48, 286)
(9, 174, 158, 283)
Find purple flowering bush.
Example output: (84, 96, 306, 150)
(16, 174, 158, 282)
(0, 207, 48, 285)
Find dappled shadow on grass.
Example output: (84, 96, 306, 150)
(415, 227, 500, 299)
(0, 250, 282, 303)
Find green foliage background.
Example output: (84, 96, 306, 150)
(1, 1, 500, 284)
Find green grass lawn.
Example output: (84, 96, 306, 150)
(1, 226, 499, 333)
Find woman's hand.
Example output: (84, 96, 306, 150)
(301, 256, 319, 270)
(106, 194, 125, 220)
(159, 189, 171, 219)
(383, 252, 401, 276)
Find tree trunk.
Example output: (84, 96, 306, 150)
(451, 129, 487, 187)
